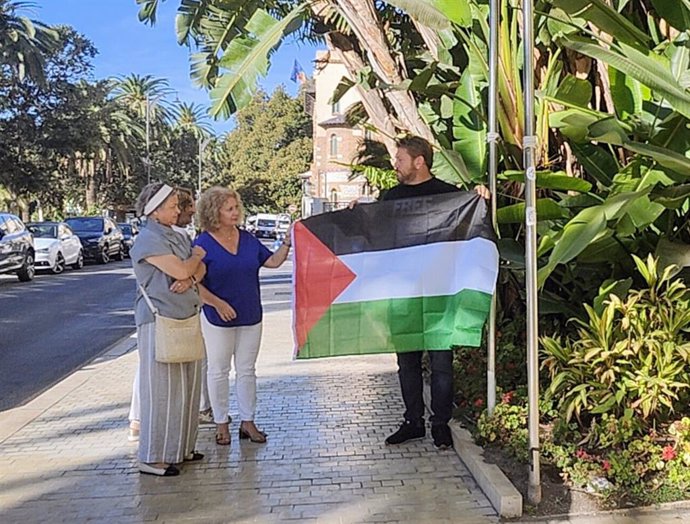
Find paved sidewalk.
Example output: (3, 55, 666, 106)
(0, 306, 497, 523)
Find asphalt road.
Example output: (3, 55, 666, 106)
(0, 241, 294, 412)
(0, 260, 137, 411)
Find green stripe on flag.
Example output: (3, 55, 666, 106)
(297, 289, 492, 359)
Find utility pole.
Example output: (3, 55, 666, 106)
(145, 94, 151, 184)
(523, 0, 542, 506)
(486, 0, 500, 416)
(198, 136, 212, 198)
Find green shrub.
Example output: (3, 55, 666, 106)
(542, 255, 690, 428)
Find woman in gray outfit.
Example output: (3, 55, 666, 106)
(130, 182, 207, 476)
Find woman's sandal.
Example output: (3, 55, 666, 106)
(215, 431, 231, 446)
(239, 424, 267, 443)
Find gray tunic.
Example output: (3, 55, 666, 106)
(130, 219, 200, 326)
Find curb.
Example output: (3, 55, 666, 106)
(450, 421, 523, 519)
(423, 383, 523, 519)
(0, 331, 137, 444)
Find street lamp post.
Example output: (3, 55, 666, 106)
(198, 136, 212, 197)
(145, 94, 151, 184)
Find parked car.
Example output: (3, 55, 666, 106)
(64, 216, 124, 264)
(0, 212, 35, 281)
(117, 222, 138, 257)
(27, 222, 84, 274)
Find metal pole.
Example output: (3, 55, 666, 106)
(486, 0, 500, 417)
(198, 138, 202, 197)
(522, 0, 542, 505)
(145, 94, 151, 184)
(198, 137, 211, 198)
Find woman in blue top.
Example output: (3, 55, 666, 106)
(195, 186, 291, 446)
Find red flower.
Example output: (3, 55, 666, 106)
(662, 445, 677, 461)
(501, 391, 515, 404)
(601, 460, 611, 472)
(575, 448, 591, 461)
(474, 398, 484, 408)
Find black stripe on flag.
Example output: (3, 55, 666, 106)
(301, 192, 495, 256)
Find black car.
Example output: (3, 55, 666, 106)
(0, 212, 35, 281)
(117, 222, 139, 257)
(64, 216, 124, 264)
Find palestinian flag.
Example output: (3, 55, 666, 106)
(293, 192, 499, 359)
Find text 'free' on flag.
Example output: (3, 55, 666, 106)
(292, 192, 499, 359)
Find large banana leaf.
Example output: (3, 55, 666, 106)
(657, 238, 690, 274)
(651, 0, 690, 32)
(586, 117, 690, 177)
(554, 74, 593, 108)
(502, 170, 592, 192)
(624, 142, 690, 178)
(609, 68, 645, 120)
(571, 143, 617, 187)
(175, 0, 207, 45)
(432, 148, 471, 185)
(497, 198, 566, 224)
(209, 5, 305, 119)
(384, 0, 472, 29)
(137, 0, 162, 24)
(549, 0, 650, 48)
(452, 69, 486, 176)
(538, 191, 647, 285)
(561, 36, 690, 120)
(652, 183, 690, 209)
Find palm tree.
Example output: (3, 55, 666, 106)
(0, 0, 57, 83)
(110, 73, 173, 123)
(170, 101, 213, 139)
(110, 74, 174, 183)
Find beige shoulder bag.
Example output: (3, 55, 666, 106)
(139, 284, 204, 363)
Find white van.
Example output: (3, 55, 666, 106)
(246, 213, 278, 238)
(274, 214, 291, 237)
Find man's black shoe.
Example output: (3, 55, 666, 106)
(385, 421, 425, 445)
(432, 424, 453, 449)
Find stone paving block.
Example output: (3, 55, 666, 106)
(0, 308, 498, 523)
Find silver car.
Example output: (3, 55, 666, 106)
(27, 222, 84, 274)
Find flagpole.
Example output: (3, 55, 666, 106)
(522, 0, 542, 505)
(486, 0, 500, 417)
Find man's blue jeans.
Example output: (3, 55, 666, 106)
(396, 350, 454, 427)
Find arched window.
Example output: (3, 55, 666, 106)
(330, 188, 338, 202)
(329, 134, 339, 157)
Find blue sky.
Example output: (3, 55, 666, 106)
(37, 0, 322, 135)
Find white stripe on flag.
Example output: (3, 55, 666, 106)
(334, 238, 498, 304)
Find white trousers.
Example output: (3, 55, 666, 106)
(201, 311, 262, 424)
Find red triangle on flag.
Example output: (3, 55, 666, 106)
(294, 221, 356, 350)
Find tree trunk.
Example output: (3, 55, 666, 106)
(326, 32, 398, 157)
(412, 21, 441, 61)
(84, 157, 97, 210)
(334, 0, 435, 142)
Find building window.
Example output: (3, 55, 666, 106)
(331, 100, 340, 114)
(329, 134, 339, 157)
(330, 188, 338, 202)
